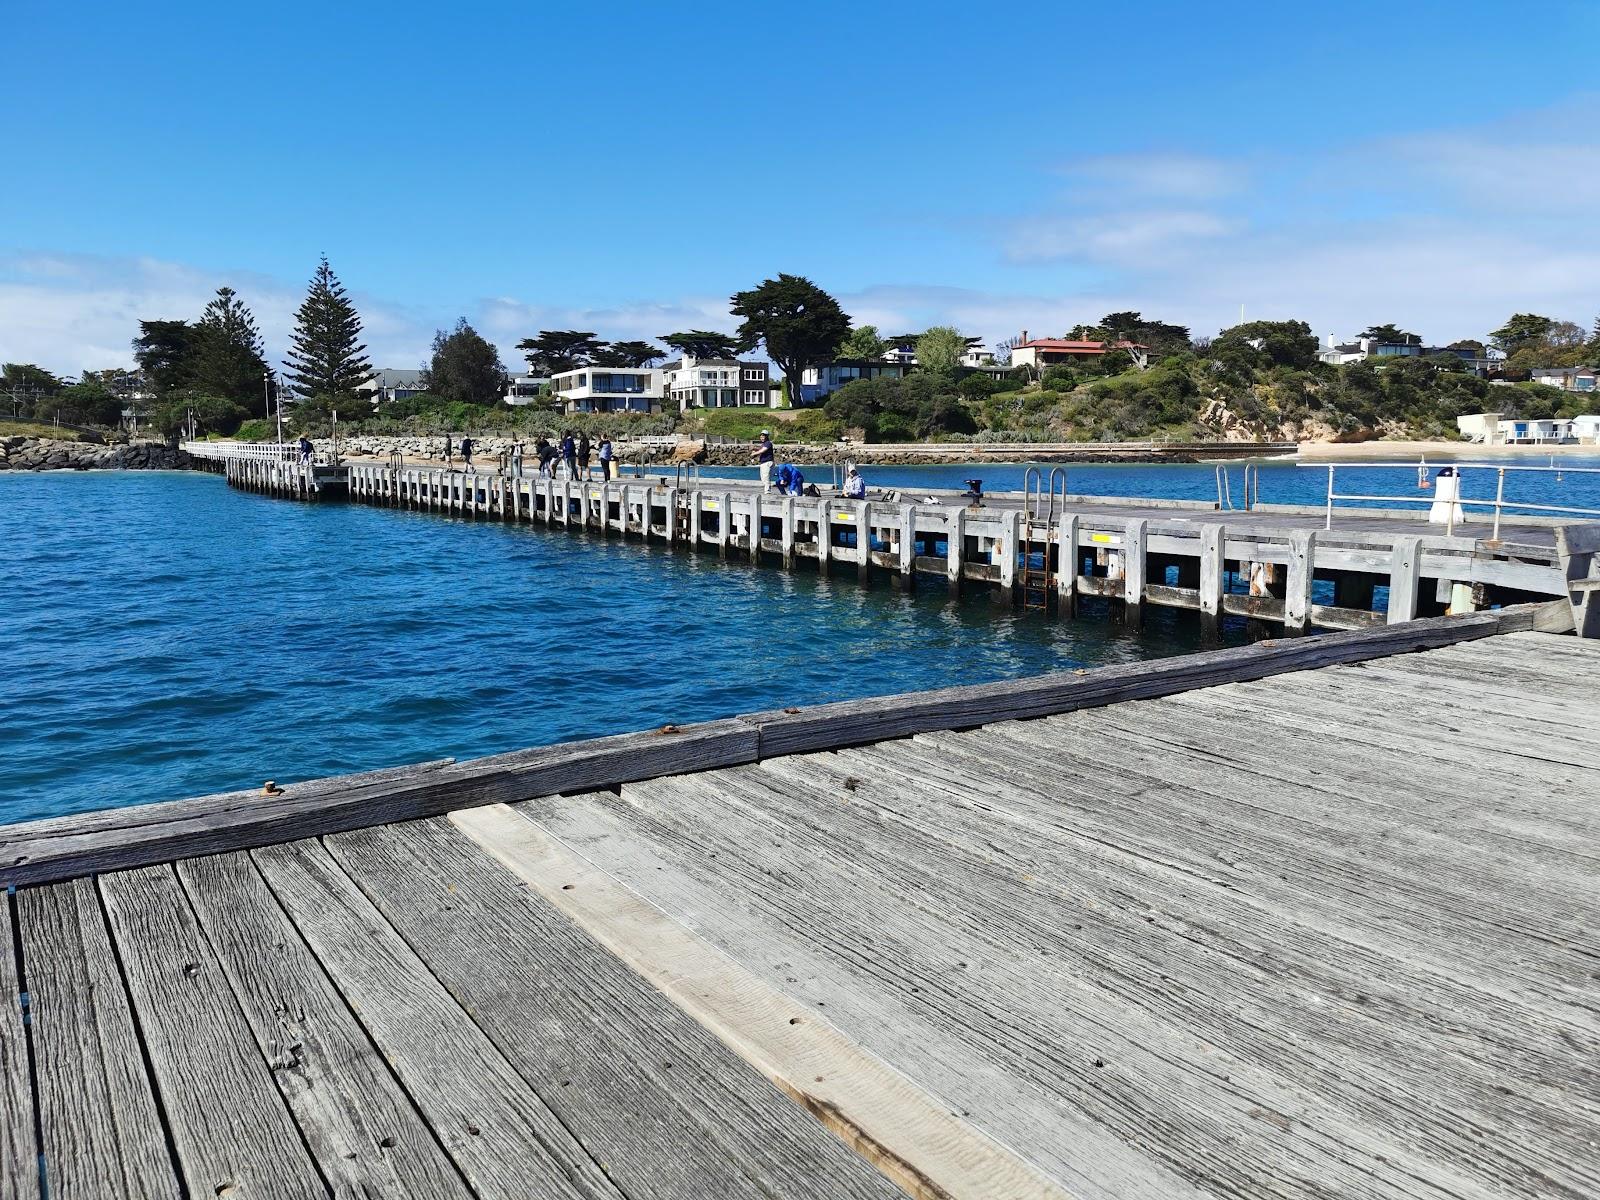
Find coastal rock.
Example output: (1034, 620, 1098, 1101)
(0, 438, 194, 472)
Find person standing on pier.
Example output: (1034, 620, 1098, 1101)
(598, 436, 615, 480)
(535, 436, 553, 476)
(511, 439, 524, 478)
(561, 431, 578, 479)
(460, 436, 474, 470)
(298, 435, 313, 464)
(443, 435, 453, 468)
(577, 432, 592, 480)
(753, 431, 775, 492)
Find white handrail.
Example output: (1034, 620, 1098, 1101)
(1309, 461, 1600, 540)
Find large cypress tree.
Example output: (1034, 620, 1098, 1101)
(283, 256, 372, 400)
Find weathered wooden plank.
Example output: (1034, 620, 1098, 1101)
(453, 804, 1066, 1200)
(177, 852, 474, 1199)
(251, 838, 622, 1200)
(741, 610, 1514, 759)
(15, 879, 178, 1199)
(738, 746, 1600, 1197)
(324, 817, 902, 1200)
(1057, 512, 1077, 613)
(97, 864, 328, 1200)
(0, 721, 758, 887)
(0, 892, 39, 1200)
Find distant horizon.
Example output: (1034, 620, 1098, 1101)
(4, 0, 1597, 376)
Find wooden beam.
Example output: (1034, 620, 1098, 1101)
(742, 609, 1525, 760)
(1555, 523, 1600, 638)
(452, 804, 1072, 1200)
(0, 889, 39, 1200)
(946, 507, 964, 597)
(1199, 522, 1224, 628)
(0, 723, 759, 887)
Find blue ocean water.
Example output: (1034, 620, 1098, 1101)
(1, 469, 1244, 825)
(657, 455, 1600, 515)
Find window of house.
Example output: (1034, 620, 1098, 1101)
(743, 390, 765, 405)
(743, 368, 762, 380)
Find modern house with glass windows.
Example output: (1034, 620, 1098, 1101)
(549, 367, 664, 414)
(797, 359, 910, 404)
(663, 356, 772, 411)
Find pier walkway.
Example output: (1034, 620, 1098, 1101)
(188, 444, 1576, 633)
(1, 610, 1594, 1199)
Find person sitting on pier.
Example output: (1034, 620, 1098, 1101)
(752, 431, 775, 492)
(773, 462, 805, 496)
(842, 464, 866, 500)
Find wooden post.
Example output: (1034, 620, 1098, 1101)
(1057, 513, 1078, 617)
(781, 496, 796, 568)
(1124, 518, 1147, 628)
(689, 491, 703, 546)
(997, 509, 1021, 605)
(897, 504, 918, 591)
(1388, 536, 1422, 624)
(855, 500, 870, 584)
(946, 506, 964, 597)
(1285, 530, 1315, 634)
(747, 492, 761, 563)
(816, 501, 831, 578)
(715, 493, 730, 558)
(1199, 523, 1224, 636)
(1555, 523, 1600, 638)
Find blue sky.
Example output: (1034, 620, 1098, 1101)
(3, 0, 1598, 373)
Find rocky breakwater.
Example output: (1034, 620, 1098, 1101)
(0, 437, 193, 472)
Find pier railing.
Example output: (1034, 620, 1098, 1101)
(1314, 461, 1600, 540)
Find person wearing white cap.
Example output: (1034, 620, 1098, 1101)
(751, 430, 775, 492)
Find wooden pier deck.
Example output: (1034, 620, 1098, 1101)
(1, 610, 1594, 1199)
(195, 447, 1572, 633)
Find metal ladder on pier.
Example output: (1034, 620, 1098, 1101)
(1020, 468, 1066, 609)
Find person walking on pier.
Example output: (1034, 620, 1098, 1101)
(753, 431, 775, 492)
(460, 436, 474, 470)
(598, 436, 615, 480)
(561, 431, 578, 479)
(577, 432, 592, 480)
(535, 436, 553, 476)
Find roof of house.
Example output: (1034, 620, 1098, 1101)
(1018, 338, 1143, 353)
(361, 368, 425, 389)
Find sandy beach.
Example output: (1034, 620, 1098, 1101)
(1296, 439, 1600, 461)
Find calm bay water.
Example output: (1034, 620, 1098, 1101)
(3, 469, 1236, 825)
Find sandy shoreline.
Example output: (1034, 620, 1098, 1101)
(1295, 440, 1600, 461)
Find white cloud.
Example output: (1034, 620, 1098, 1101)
(1054, 152, 1245, 201)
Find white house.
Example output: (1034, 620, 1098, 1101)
(549, 367, 664, 414)
(503, 371, 549, 406)
(1530, 367, 1598, 393)
(663, 356, 771, 411)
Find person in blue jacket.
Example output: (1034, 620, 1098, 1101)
(773, 463, 805, 495)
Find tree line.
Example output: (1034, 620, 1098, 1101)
(4, 261, 1597, 442)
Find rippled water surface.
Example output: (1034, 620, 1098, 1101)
(2, 470, 1245, 824)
